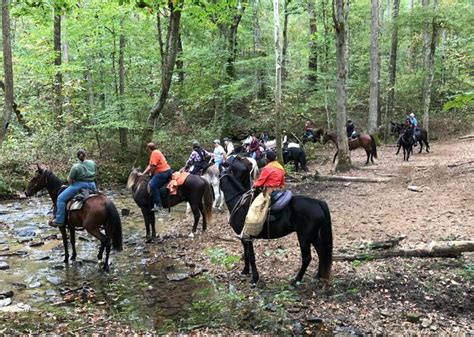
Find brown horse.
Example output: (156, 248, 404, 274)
(25, 165, 123, 271)
(323, 132, 378, 164)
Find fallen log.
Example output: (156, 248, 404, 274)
(447, 160, 474, 168)
(368, 236, 406, 250)
(314, 174, 392, 183)
(458, 134, 474, 140)
(334, 240, 474, 261)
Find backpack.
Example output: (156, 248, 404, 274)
(196, 148, 211, 163)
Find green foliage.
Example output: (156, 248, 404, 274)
(206, 248, 240, 271)
(443, 92, 474, 111)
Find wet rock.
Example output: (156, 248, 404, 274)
(287, 306, 302, 313)
(0, 302, 31, 313)
(0, 261, 9, 270)
(51, 264, 64, 270)
(380, 309, 391, 317)
(0, 298, 12, 307)
(408, 185, 423, 192)
(166, 273, 189, 281)
(406, 312, 422, 323)
(0, 290, 13, 299)
(45, 289, 57, 296)
(18, 237, 33, 244)
(28, 281, 41, 289)
(421, 318, 432, 328)
(12, 282, 26, 289)
(46, 276, 62, 285)
(121, 209, 130, 216)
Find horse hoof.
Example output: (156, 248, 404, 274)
(145, 237, 152, 244)
(241, 270, 250, 276)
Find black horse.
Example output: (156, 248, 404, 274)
(392, 122, 430, 154)
(25, 165, 123, 271)
(127, 169, 213, 240)
(302, 128, 324, 144)
(283, 147, 309, 172)
(396, 130, 415, 161)
(219, 169, 333, 285)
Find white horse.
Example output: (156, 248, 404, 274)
(202, 164, 224, 209)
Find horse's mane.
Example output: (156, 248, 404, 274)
(126, 168, 149, 189)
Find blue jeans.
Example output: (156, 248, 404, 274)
(150, 169, 173, 208)
(55, 181, 96, 225)
(250, 152, 256, 159)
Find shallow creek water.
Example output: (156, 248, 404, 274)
(0, 189, 219, 331)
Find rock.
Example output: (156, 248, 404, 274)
(29, 241, 45, 247)
(292, 320, 304, 334)
(306, 316, 324, 324)
(166, 273, 189, 281)
(0, 261, 9, 270)
(421, 318, 432, 328)
(0, 303, 31, 313)
(406, 312, 422, 323)
(121, 209, 130, 216)
(28, 281, 41, 289)
(14, 227, 36, 238)
(0, 298, 12, 307)
(287, 307, 302, 313)
(265, 303, 278, 312)
(0, 291, 13, 299)
(408, 185, 423, 192)
(46, 276, 62, 285)
(380, 309, 391, 317)
(0, 245, 9, 252)
(17, 237, 33, 243)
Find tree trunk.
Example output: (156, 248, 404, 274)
(62, 11, 72, 127)
(368, 0, 380, 134)
(0, 0, 13, 148)
(322, 0, 331, 130)
(252, 0, 266, 99)
(384, 0, 400, 142)
(176, 34, 184, 85)
(223, 1, 245, 79)
(307, 0, 318, 86)
(332, 0, 351, 171)
(421, 0, 439, 135)
(118, 5, 128, 149)
(273, 0, 283, 164)
(139, 1, 182, 162)
(53, 7, 62, 128)
(281, 0, 290, 81)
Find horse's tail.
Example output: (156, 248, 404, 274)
(202, 180, 213, 225)
(318, 200, 333, 280)
(370, 135, 378, 159)
(105, 201, 123, 252)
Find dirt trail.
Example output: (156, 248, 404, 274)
(165, 137, 473, 334)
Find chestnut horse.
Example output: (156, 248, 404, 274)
(25, 165, 123, 271)
(323, 132, 378, 164)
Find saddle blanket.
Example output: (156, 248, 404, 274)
(167, 172, 190, 195)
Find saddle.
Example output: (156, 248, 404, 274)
(166, 171, 190, 195)
(67, 188, 100, 211)
(268, 190, 292, 222)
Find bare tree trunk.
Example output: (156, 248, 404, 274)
(252, 0, 266, 99)
(368, 0, 380, 134)
(421, 0, 439, 135)
(176, 34, 184, 85)
(273, 0, 283, 163)
(222, 1, 245, 79)
(118, 2, 128, 149)
(384, 0, 400, 142)
(322, 0, 331, 130)
(307, 0, 318, 86)
(61, 10, 72, 128)
(332, 0, 351, 171)
(53, 7, 62, 128)
(139, 1, 182, 161)
(0, 0, 13, 148)
(281, 0, 290, 81)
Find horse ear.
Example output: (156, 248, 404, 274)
(36, 163, 43, 172)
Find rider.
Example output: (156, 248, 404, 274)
(184, 140, 213, 174)
(260, 132, 269, 143)
(346, 120, 356, 139)
(236, 150, 285, 240)
(408, 113, 418, 143)
(304, 120, 313, 139)
(212, 139, 227, 166)
(52, 149, 97, 227)
(143, 142, 172, 213)
(223, 137, 235, 156)
(248, 134, 261, 160)
(282, 130, 288, 149)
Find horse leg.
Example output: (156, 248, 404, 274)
(87, 227, 108, 266)
(245, 241, 259, 285)
(198, 201, 207, 233)
(396, 144, 401, 155)
(424, 139, 430, 153)
(59, 226, 69, 264)
(69, 225, 77, 261)
(188, 202, 201, 238)
(418, 140, 423, 153)
(332, 150, 338, 164)
(294, 159, 299, 173)
(241, 240, 250, 275)
(365, 150, 370, 165)
(141, 208, 151, 239)
(294, 238, 312, 285)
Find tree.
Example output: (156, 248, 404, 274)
(384, 0, 400, 141)
(332, 0, 351, 171)
(273, 0, 282, 162)
(307, 0, 317, 85)
(0, 0, 13, 148)
(53, 3, 63, 127)
(118, 0, 127, 148)
(368, 0, 380, 134)
(252, 0, 266, 99)
(421, 0, 439, 134)
(281, 0, 290, 80)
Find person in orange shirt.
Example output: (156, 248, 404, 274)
(142, 143, 172, 213)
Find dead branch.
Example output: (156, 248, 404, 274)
(368, 236, 406, 250)
(334, 240, 474, 261)
(447, 160, 474, 168)
(458, 134, 474, 140)
(314, 174, 391, 183)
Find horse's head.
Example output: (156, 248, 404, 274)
(322, 132, 330, 145)
(25, 164, 50, 196)
(126, 168, 143, 189)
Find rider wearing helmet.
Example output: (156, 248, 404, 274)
(408, 113, 418, 142)
(346, 120, 356, 139)
(183, 140, 213, 175)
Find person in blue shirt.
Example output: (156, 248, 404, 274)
(409, 113, 418, 142)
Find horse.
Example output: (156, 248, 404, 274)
(303, 128, 324, 144)
(222, 156, 257, 190)
(25, 165, 123, 271)
(396, 130, 415, 161)
(283, 147, 309, 172)
(219, 169, 333, 285)
(323, 132, 378, 165)
(392, 122, 430, 154)
(126, 168, 213, 239)
(201, 164, 224, 210)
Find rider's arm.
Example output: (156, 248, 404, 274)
(253, 168, 270, 188)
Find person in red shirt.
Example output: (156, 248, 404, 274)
(142, 143, 172, 214)
(236, 151, 285, 239)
